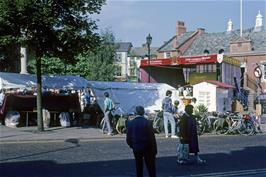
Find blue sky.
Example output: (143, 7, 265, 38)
(93, 0, 265, 47)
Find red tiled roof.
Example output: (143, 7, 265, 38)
(204, 80, 235, 89)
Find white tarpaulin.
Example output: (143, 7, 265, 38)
(0, 72, 88, 90)
(88, 81, 184, 114)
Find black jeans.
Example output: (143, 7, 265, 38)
(133, 151, 156, 177)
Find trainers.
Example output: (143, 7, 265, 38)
(197, 158, 206, 165)
(107, 132, 114, 136)
(171, 135, 178, 139)
(177, 160, 188, 165)
(165, 135, 169, 138)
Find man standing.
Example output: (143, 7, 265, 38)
(162, 90, 177, 138)
(126, 106, 157, 177)
(103, 92, 114, 135)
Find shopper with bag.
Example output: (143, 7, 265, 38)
(178, 104, 206, 165)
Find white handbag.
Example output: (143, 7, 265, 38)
(177, 143, 189, 161)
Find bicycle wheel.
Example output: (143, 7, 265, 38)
(115, 116, 127, 134)
(213, 118, 228, 134)
(241, 120, 255, 136)
(197, 120, 205, 136)
(100, 118, 105, 133)
(246, 120, 256, 135)
(153, 118, 162, 133)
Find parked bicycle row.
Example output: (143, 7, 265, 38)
(99, 90, 262, 136)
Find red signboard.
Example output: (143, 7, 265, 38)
(140, 54, 218, 67)
(140, 58, 172, 67)
(178, 54, 217, 64)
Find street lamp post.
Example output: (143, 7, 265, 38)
(146, 33, 152, 83)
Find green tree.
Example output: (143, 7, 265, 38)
(28, 57, 67, 75)
(0, 0, 106, 131)
(71, 31, 118, 81)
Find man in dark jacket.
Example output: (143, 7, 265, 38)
(126, 106, 157, 177)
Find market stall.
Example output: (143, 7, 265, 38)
(0, 72, 88, 127)
(87, 81, 184, 114)
(192, 80, 235, 112)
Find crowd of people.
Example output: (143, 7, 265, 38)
(96, 89, 205, 177)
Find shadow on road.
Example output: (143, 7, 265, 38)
(1, 146, 266, 177)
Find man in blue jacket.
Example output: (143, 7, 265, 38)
(126, 106, 157, 177)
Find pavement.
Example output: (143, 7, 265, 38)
(0, 125, 132, 143)
(1, 124, 265, 143)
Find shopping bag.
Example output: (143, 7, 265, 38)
(177, 143, 189, 161)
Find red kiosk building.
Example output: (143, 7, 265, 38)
(140, 53, 241, 89)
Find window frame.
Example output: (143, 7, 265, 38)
(262, 62, 266, 81)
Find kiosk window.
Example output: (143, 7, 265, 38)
(263, 63, 266, 80)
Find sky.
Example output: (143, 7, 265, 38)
(93, 0, 266, 47)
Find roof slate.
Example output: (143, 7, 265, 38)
(184, 27, 266, 55)
(158, 27, 266, 55)
(129, 47, 158, 57)
(116, 42, 133, 52)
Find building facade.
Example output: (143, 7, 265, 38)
(156, 11, 265, 93)
(115, 42, 133, 81)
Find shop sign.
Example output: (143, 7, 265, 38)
(140, 58, 172, 67)
(178, 54, 217, 64)
(254, 66, 262, 78)
(223, 57, 241, 66)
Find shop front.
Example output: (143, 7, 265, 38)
(139, 54, 241, 89)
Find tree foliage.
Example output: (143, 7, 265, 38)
(69, 31, 118, 81)
(0, 0, 106, 131)
(28, 31, 118, 81)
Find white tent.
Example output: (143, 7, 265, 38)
(0, 72, 88, 90)
(87, 81, 184, 114)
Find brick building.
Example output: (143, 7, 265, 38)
(156, 11, 265, 94)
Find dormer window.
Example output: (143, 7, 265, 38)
(164, 52, 171, 58)
(203, 50, 209, 54)
(218, 49, 224, 54)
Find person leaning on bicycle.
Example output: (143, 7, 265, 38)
(103, 92, 115, 135)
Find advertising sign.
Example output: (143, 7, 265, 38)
(178, 54, 217, 64)
(140, 58, 172, 67)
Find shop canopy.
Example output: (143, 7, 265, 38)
(0, 72, 89, 90)
(140, 54, 240, 67)
(87, 81, 184, 114)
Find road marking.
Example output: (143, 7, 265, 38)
(177, 168, 266, 177)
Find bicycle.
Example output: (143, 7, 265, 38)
(99, 106, 130, 134)
(152, 110, 164, 133)
(212, 112, 230, 135)
(225, 113, 255, 135)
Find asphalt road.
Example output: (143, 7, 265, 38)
(0, 134, 266, 177)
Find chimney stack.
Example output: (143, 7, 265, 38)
(176, 21, 186, 36)
(197, 28, 205, 35)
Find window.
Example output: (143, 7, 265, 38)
(218, 49, 224, 54)
(164, 52, 171, 58)
(203, 50, 209, 54)
(263, 63, 266, 80)
(196, 64, 216, 73)
(115, 66, 122, 76)
(116, 53, 122, 62)
(130, 59, 136, 67)
(130, 68, 136, 76)
(237, 43, 242, 47)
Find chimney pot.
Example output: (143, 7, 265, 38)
(176, 21, 186, 36)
